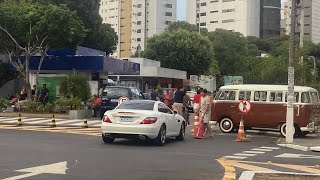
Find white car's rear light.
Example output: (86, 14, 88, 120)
(140, 117, 157, 124)
(102, 116, 112, 123)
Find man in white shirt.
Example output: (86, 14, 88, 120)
(200, 89, 213, 137)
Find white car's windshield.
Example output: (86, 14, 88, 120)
(117, 101, 155, 110)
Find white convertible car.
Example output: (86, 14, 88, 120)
(101, 100, 186, 145)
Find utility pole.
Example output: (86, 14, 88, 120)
(286, 0, 297, 144)
(198, 0, 201, 34)
(299, 0, 304, 65)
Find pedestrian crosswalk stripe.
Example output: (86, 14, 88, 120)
(27, 119, 53, 124)
(251, 148, 273, 152)
(56, 120, 79, 125)
(224, 156, 247, 160)
(243, 151, 265, 154)
(259, 146, 279, 150)
(234, 153, 257, 157)
(19, 118, 47, 122)
(0, 117, 24, 122)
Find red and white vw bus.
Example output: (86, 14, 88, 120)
(212, 85, 320, 137)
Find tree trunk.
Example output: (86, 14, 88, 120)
(35, 47, 49, 88)
(25, 54, 32, 100)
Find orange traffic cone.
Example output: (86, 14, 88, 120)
(195, 120, 205, 139)
(192, 115, 200, 137)
(236, 120, 250, 142)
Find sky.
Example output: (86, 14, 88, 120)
(177, 0, 288, 21)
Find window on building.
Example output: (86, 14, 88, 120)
(222, 19, 235, 23)
(165, 21, 172, 25)
(137, 4, 142, 8)
(210, 0, 219, 3)
(165, 4, 173, 8)
(200, 22, 206, 26)
(200, 12, 206, 16)
(137, 29, 142, 33)
(137, 38, 141, 42)
(210, 21, 218, 23)
(223, 0, 235, 2)
(165, 12, 173, 16)
(305, 15, 311, 17)
(137, 21, 142, 25)
(222, 9, 235, 13)
(210, 10, 218, 13)
(304, 24, 310, 26)
(200, 2, 207, 6)
(137, 12, 142, 16)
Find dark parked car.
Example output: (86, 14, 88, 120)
(100, 86, 145, 118)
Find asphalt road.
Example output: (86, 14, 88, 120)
(0, 123, 319, 180)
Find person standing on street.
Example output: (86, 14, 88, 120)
(164, 89, 173, 108)
(38, 84, 49, 104)
(150, 88, 159, 101)
(193, 89, 202, 115)
(199, 89, 213, 138)
(173, 87, 185, 116)
(183, 90, 191, 125)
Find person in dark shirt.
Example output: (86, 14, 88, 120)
(38, 84, 49, 104)
(173, 87, 185, 116)
(150, 88, 159, 101)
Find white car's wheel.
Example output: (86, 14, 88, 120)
(280, 123, 296, 137)
(102, 134, 115, 144)
(176, 122, 186, 141)
(219, 118, 234, 133)
(155, 125, 166, 146)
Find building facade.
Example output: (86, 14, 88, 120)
(284, 0, 320, 44)
(100, 0, 177, 58)
(186, 0, 280, 38)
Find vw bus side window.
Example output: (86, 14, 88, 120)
(301, 92, 311, 103)
(310, 92, 319, 103)
(254, 91, 267, 101)
(239, 91, 251, 100)
(217, 91, 236, 100)
(270, 92, 283, 102)
(285, 92, 299, 103)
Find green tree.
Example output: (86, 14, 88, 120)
(144, 29, 217, 76)
(208, 29, 248, 76)
(166, 21, 209, 35)
(59, 74, 91, 101)
(0, 1, 87, 98)
(33, 0, 118, 55)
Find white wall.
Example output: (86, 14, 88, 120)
(186, 0, 261, 37)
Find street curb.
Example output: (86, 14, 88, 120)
(310, 146, 320, 152)
(239, 171, 320, 180)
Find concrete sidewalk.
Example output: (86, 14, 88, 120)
(276, 133, 320, 152)
(0, 112, 100, 120)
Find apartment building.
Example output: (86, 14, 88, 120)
(100, 0, 177, 58)
(284, 0, 320, 44)
(186, 0, 281, 38)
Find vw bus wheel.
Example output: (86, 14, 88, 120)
(280, 123, 296, 137)
(219, 118, 234, 133)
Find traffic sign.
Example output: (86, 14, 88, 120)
(118, 96, 129, 105)
(238, 100, 252, 113)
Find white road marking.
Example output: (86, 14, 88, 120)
(26, 119, 53, 124)
(2, 161, 67, 180)
(233, 153, 257, 157)
(259, 146, 279, 150)
(224, 156, 247, 160)
(251, 148, 273, 152)
(275, 153, 320, 159)
(243, 151, 265, 154)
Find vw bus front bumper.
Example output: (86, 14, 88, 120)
(301, 122, 319, 132)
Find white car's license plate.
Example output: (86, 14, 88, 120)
(111, 99, 118, 102)
(120, 117, 133, 122)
